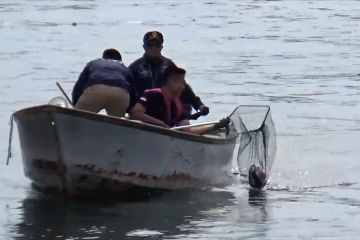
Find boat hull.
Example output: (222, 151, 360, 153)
(14, 105, 237, 195)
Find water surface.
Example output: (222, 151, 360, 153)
(1, 1, 360, 239)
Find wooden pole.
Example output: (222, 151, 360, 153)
(56, 82, 74, 106)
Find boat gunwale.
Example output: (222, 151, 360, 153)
(13, 105, 238, 144)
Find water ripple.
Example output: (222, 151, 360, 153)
(2, 1, 360, 239)
(35, 4, 97, 11)
(0, 3, 23, 12)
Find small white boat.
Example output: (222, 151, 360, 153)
(11, 103, 276, 195)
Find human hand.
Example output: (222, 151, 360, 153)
(199, 105, 209, 116)
(213, 117, 230, 129)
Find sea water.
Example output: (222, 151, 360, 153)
(1, 1, 360, 239)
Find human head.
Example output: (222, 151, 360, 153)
(143, 31, 163, 58)
(161, 65, 186, 98)
(102, 48, 122, 61)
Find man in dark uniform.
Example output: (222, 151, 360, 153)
(72, 48, 132, 117)
(128, 31, 209, 117)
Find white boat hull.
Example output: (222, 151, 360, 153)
(14, 105, 238, 195)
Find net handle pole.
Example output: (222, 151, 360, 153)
(56, 82, 74, 107)
(171, 108, 244, 131)
(170, 120, 219, 130)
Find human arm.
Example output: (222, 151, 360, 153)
(127, 85, 139, 113)
(129, 103, 169, 128)
(180, 83, 209, 115)
(72, 62, 91, 105)
(181, 124, 215, 135)
(123, 67, 139, 113)
(128, 61, 145, 97)
(179, 117, 230, 135)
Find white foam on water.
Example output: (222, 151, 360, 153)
(126, 229, 164, 237)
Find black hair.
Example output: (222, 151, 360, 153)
(143, 31, 164, 44)
(102, 48, 122, 61)
(160, 65, 186, 86)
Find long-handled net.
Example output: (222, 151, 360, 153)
(228, 105, 277, 188)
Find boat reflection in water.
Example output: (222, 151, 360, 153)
(11, 187, 270, 239)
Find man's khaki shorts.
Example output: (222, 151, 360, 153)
(75, 84, 130, 117)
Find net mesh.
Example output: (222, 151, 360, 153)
(229, 106, 277, 182)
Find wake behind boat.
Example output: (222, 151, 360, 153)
(11, 101, 276, 196)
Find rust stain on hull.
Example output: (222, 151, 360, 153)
(28, 161, 210, 192)
(74, 164, 206, 189)
(32, 159, 59, 171)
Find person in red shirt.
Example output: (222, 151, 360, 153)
(130, 65, 229, 135)
(130, 65, 187, 128)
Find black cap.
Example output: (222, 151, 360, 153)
(143, 31, 164, 44)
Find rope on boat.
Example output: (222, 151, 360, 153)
(6, 114, 14, 166)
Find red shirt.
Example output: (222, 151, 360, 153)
(139, 89, 186, 127)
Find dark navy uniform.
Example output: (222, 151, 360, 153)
(72, 58, 132, 105)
